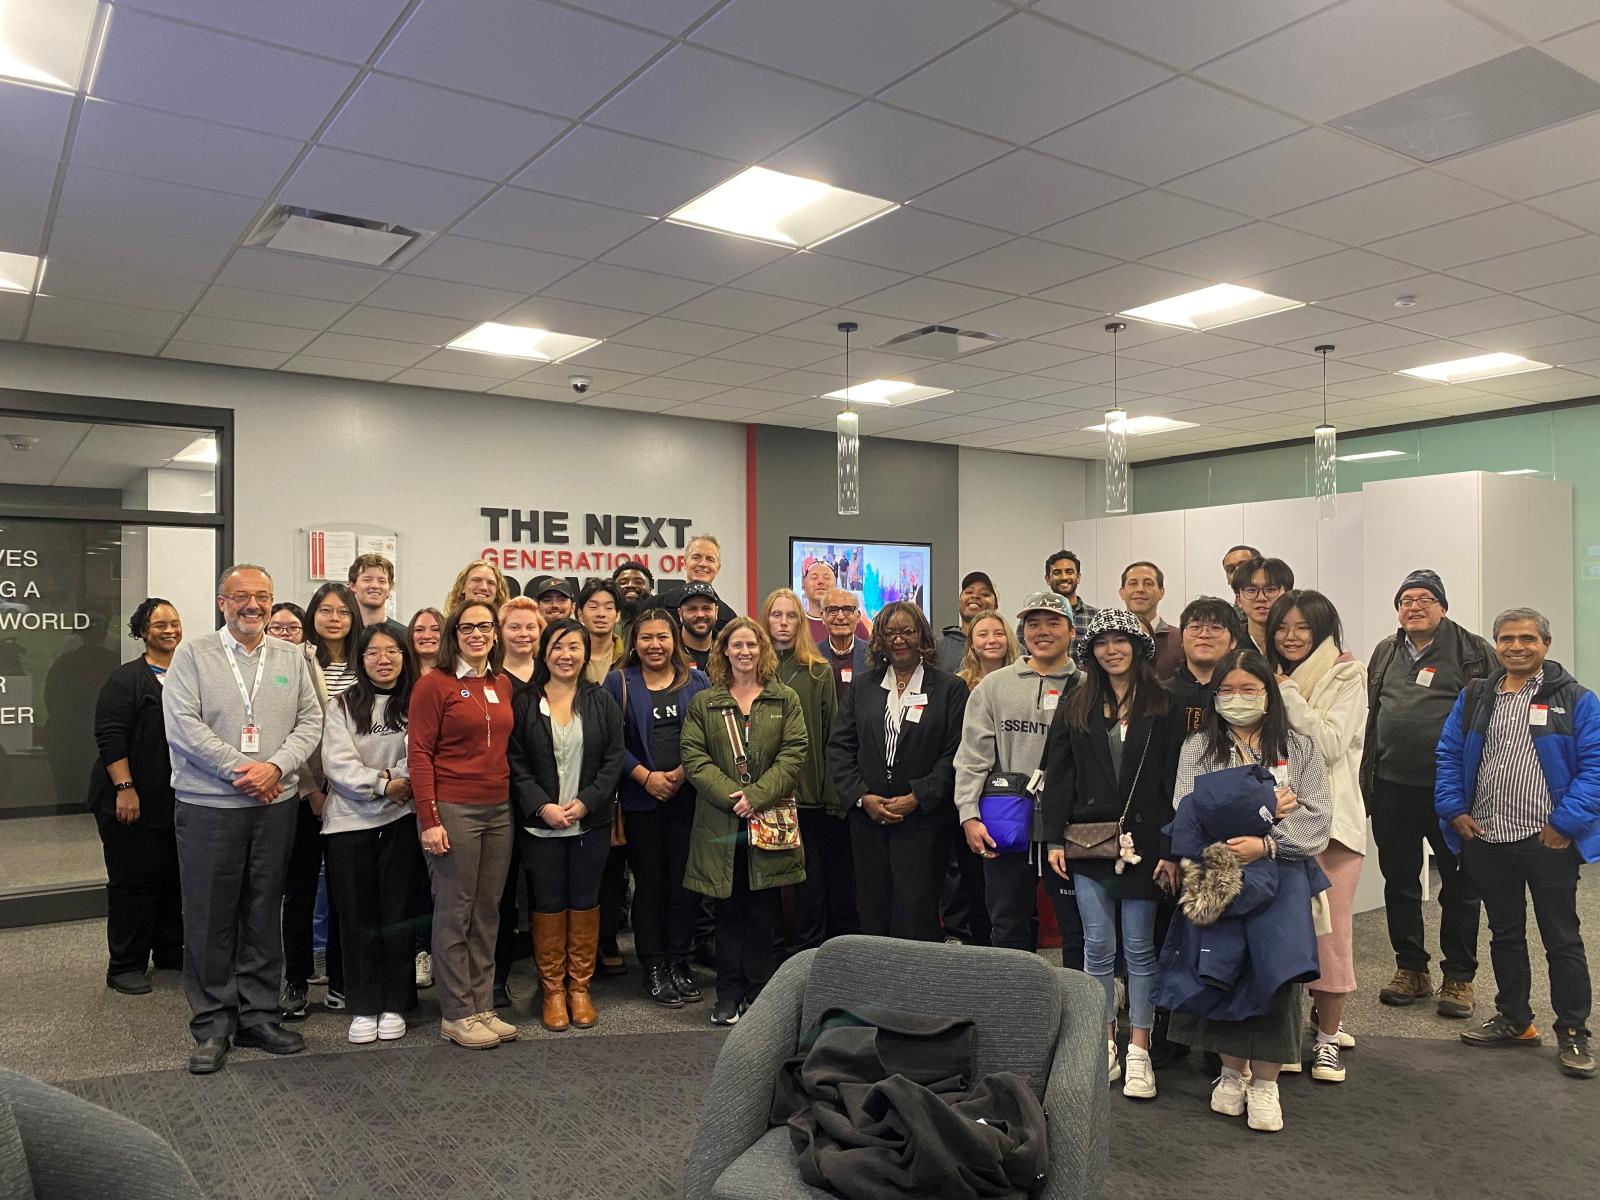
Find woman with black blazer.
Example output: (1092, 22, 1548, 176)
(508, 618, 624, 1032)
(90, 597, 185, 994)
(828, 601, 969, 942)
(1041, 609, 1182, 1101)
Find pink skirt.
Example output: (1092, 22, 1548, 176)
(1308, 840, 1363, 994)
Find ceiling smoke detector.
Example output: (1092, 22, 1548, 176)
(244, 206, 425, 266)
(5, 435, 39, 452)
(876, 325, 1006, 359)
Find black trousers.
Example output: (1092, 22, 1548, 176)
(1460, 835, 1591, 1032)
(1370, 777, 1480, 980)
(714, 838, 779, 1007)
(95, 811, 182, 975)
(174, 799, 298, 1041)
(283, 799, 343, 992)
(983, 847, 1044, 952)
(622, 797, 698, 965)
(1041, 867, 1087, 971)
(599, 844, 629, 955)
(940, 840, 992, 945)
(525, 829, 611, 913)
(793, 806, 860, 948)
(848, 808, 944, 942)
(494, 838, 525, 987)
(325, 817, 418, 1018)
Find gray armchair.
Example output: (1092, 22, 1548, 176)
(682, 935, 1107, 1200)
(0, 1069, 204, 1200)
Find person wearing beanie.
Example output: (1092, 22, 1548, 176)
(1362, 569, 1494, 1016)
(936, 571, 998, 673)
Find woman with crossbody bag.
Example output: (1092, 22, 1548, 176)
(1042, 610, 1182, 1099)
(681, 618, 809, 1026)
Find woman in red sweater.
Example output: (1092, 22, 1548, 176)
(408, 601, 518, 1050)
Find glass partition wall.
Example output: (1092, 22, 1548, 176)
(0, 390, 231, 927)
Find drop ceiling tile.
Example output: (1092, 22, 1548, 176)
(902, 362, 1012, 390)
(1546, 21, 1600, 78)
(1346, 337, 1486, 371)
(561, 0, 720, 34)
(1198, 0, 1517, 122)
(0, 295, 31, 330)
(1031, 0, 1335, 70)
(329, 307, 474, 343)
(663, 401, 763, 423)
(299, 331, 434, 366)
(379, 0, 667, 116)
(600, 222, 789, 284)
(518, 363, 645, 391)
(615, 376, 733, 402)
(161, 341, 292, 369)
(1437, 111, 1600, 200)
(55, 166, 261, 243)
(1036, 189, 1250, 260)
(93, 11, 359, 138)
(321, 74, 569, 180)
(402, 235, 584, 293)
(46, 219, 233, 282)
(451, 189, 650, 260)
(934, 238, 1117, 295)
(388, 367, 499, 392)
(562, 341, 694, 374)
(1452, 237, 1600, 293)
(1032, 261, 1208, 313)
(1518, 276, 1600, 312)
(769, 309, 924, 348)
(38, 262, 206, 311)
(913, 415, 1010, 439)
(735, 255, 911, 307)
(591, 46, 852, 161)
(1121, 332, 1256, 366)
(953, 298, 1095, 340)
(26, 324, 166, 355)
(1035, 316, 1175, 354)
(170, 315, 317, 353)
(1195, 345, 1321, 377)
(0, 204, 46, 254)
(511, 127, 736, 216)
(1145, 222, 1344, 281)
(690, 0, 1003, 93)
(30, 296, 184, 338)
(948, 375, 1079, 401)
(125, 0, 412, 61)
(282, 355, 399, 381)
(815, 208, 1009, 275)
(579, 392, 681, 413)
(768, 103, 1008, 202)
(1170, 132, 1413, 221)
(1275, 170, 1506, 245)
(1319, 272, 1495, 320)
(1461, 315, 1600, 353)
(882, 13, 1170, 144)
(362, 274, 523, 319)
(494, 295, 649, 337)
(849, 277, 1012, 323)
(1289, 320, 1432, 359)
(1526, 180, 1600, 234)
(1215, 304, 1367, 347)
(611, 316, 749, 354)
(1165, 377, 1287, 404)
(660, 358, 783, 386)
(1243, 248, 1419, 301)
(282, 147, 496, 230)
(410, 348, 534, 379)
(713, 335, 836, 369)
(71, 102, 302, 197)
(1368, 206, 1584, 270)
(1252, 358, 1383, 389)
(666, 289, 824, 334)
(914, 150, 1141, 235)
(0, 81, 72, 159)
(746, 370, 842, 398)
(0, 153, 54, 219)
(1038, 78, 1304, 186)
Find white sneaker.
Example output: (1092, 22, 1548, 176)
(1311, 1041, 1346, 1082)
(1122, 1045, 1157, 1099)
(1106, 1039, 1121, 1084)
(348, 1015, 379, 1044)
(1279, 1058, 1303, 1073)
(1246, 1082, 1283, 1132)
(1210, 1072, 1247, 1117)
(415, 951, 433, 989)
(377, 1012, 406, 1041)
(1334, 1023, 1355, 1049)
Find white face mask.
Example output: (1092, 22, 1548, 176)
(1215, 694, 1268, 726)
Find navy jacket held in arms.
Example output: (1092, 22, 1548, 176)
(1154, 764, 1329, 1022)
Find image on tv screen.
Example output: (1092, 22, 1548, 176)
(789, 539, 933, 626)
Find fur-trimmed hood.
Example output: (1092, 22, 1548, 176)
(1179, 843, 1244, 926)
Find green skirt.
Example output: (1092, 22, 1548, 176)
(1167, 981, 1302, 1062)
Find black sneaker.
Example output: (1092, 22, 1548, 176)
(1460, 1013, 1541, 1048)
(1558, 1027, 1596, 1079)
(710, 1000, 740, 1027)
(323, 988, 346, 1012)
(669, 959, 703, 1004)
(280, 981, 309, 1021)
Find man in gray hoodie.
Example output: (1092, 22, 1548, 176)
(955, 592, 1079, 954)
(164, 563, 323, 1074)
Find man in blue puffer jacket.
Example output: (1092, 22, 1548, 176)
(1435, 606, 1599, 1079)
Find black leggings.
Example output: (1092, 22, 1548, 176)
(524, 829, 611, 913)
(622, 796, 698, 965)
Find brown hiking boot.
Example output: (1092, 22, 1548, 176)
(1437, 978, 1474, 1018)
(1379, 968, 1434, 1006)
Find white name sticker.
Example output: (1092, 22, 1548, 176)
(840, 669, 853, 683)
(904, 705, 924, 724)
(483, 688, 499, 704)
(1416, 667, 1436, 687)
(1530, 704, 1549, 727)
(903, 693, 928, 707)
(1042, 690, 1060, 711)
(1270, 760, 1289, 787)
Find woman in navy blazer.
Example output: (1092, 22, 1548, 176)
(603, 608, 711, 1007)
(828, 602, 969, 942)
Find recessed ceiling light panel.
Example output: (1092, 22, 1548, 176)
(1397, 353, 1551, 383)
(447, 322, 601, 363)
(1119, 284, 1304, 331)
(1084, 415, 1198, 435)
(667, 166, 898, 248)
(0, 0, 100, 92)
(820, 380, 952, 407)
(1336, 449, 1409, 462)
(0, 251, 42, 293)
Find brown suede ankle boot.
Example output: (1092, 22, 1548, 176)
(533, 911, 569, 1032)
(567, 907, 600, 1028)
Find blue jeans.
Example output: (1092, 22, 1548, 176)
(1074, 872, 1157, 1031)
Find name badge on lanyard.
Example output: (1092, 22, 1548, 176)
(225, 635, 267, 754)
(241, 723, 260, 753)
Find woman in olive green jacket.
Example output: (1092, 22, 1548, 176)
(681, 617, 809, 1025)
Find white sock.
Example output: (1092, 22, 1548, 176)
(1315, 1029, 1339, 1046)
(1248, 1078, 1278, 1094)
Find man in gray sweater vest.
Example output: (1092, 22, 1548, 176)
(164, 564, 322, 1074)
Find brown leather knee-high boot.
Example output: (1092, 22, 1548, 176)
(533, 911, 569, 1032)
(567, 907, 600, 1028)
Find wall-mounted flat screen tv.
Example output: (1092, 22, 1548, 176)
(789, 538, 933, 626)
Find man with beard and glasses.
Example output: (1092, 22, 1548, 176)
(677, 582, 722, 673)
(612, 560, 655, 639)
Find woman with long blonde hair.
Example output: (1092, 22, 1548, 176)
(957, 609, 1021, 691)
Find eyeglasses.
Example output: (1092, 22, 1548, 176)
(1184, 622, 1228, 636)
(456, 622, 496, 636)
(1216, 687, 1267, 699)
(1398, 596, 1439, 610)
(363, 648, 402, 661)
(223, 591, 272, 606)
(883, 628, 919, 642)
(316, 606, 351, 619)
(1239, 585, 1284, 600)
(824, 605, 858, 616)
(266, 623, 301, 635)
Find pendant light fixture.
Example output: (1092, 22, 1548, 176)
(1314, 343, 1336, 520)
(1103, 321, 1129, 515)
(836, 321, 860, 517)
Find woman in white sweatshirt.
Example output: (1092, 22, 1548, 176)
(1269, 590, 1368, 1085)
(322, 624, 417, 1045)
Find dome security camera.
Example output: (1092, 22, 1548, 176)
(569, 375, 592, 395)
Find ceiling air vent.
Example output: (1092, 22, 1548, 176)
(877, 324, 1006, 359)
(244, 206, 424, 266)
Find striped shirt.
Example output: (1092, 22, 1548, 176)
(321, 659, 357, 698)
(1471, 671, 1551, 843)
(881, 663, 924, 769)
